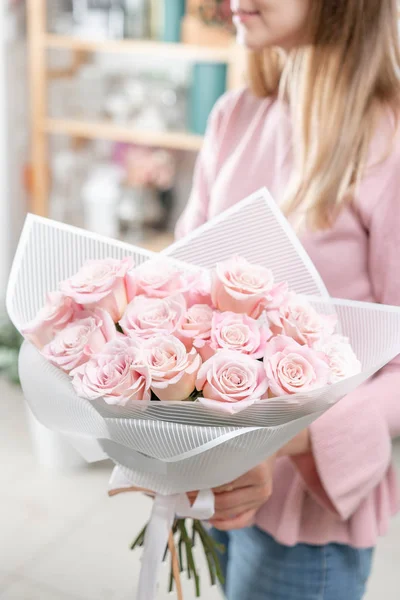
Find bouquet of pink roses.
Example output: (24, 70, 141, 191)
(21, 254, 360, 413)
(7, 189, 400, 600)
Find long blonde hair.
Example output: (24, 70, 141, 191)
(249, 0, 400, 229)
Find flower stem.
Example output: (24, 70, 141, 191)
(130, 518, 225, 597)
(129, 524, 147, 550)
(179, 520, 201, 597)
(194, 521, 225, 586)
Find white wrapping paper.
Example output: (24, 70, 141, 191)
(7, 188, 400, 599)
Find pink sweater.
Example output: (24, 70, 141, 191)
(176, 89, 400, 549)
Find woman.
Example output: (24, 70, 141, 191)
(176, 1, 400, 599)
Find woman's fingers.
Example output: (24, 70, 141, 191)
(213, 473, 252, 493)
(187, 490, 261, 521)
(213, 456, 277, 494)
(213, 499, 258, 521)
(214, 487, 253, 512)
(210, 508, 258, 531)
(212, 484, 272, 520)
(215, 484, 269, 511)
(188, 457, 276, 522)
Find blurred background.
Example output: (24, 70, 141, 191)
(1, 0, 243, 278)
(0, 2, 399, 600)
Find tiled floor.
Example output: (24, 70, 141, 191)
(0, 378, 398, 600)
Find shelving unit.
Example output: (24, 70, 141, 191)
(28, 0, 242, 217)
(45, 118, 204, 151)
(45, 34, 234, 62)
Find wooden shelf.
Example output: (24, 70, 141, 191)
(45, 34, 234, 63)
(44, 118, 204, 151)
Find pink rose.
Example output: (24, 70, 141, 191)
(41, 309, 116, 373)
(264, 335, 330, 397)
(183, 271, 213, 308)
(91, 332, 145, 358)
(196, 350, 268, 414)
(21, 292, 82, 349)
(263, 281, 290, 329)
(99, 334, 143, 355)
(313, 335, 361, 383)
(211, 255, 275, 318)
(71, 337, 151, 406)
(277, 294, 337, 346)
(60, 258, 133, 322)
(176, 304, 214, 352)
(210, 311, 271, 359)
(143, 335, 201, 401)
(126, 259, 187, 302)
(120, 295, 186, 339)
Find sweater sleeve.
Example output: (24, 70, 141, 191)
(293, 135, 400, 521)
(174, 97, 225, 240)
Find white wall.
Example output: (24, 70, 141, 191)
(0, 3, 10, 303)
(0, 5, 28, 305)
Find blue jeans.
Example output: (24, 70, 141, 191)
(212, 527, 374, 600)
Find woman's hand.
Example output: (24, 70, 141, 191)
(209, 455, 277, 531)
(187, 430, 311, 531)
(202, 429, 311, 531)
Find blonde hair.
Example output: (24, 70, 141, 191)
(249, 0, 400, 229)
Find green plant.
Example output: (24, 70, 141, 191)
(0, 312, 23, 385)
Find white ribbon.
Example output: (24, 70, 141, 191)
(136, 490, 215, 600)
(108, 467, 215, 600)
